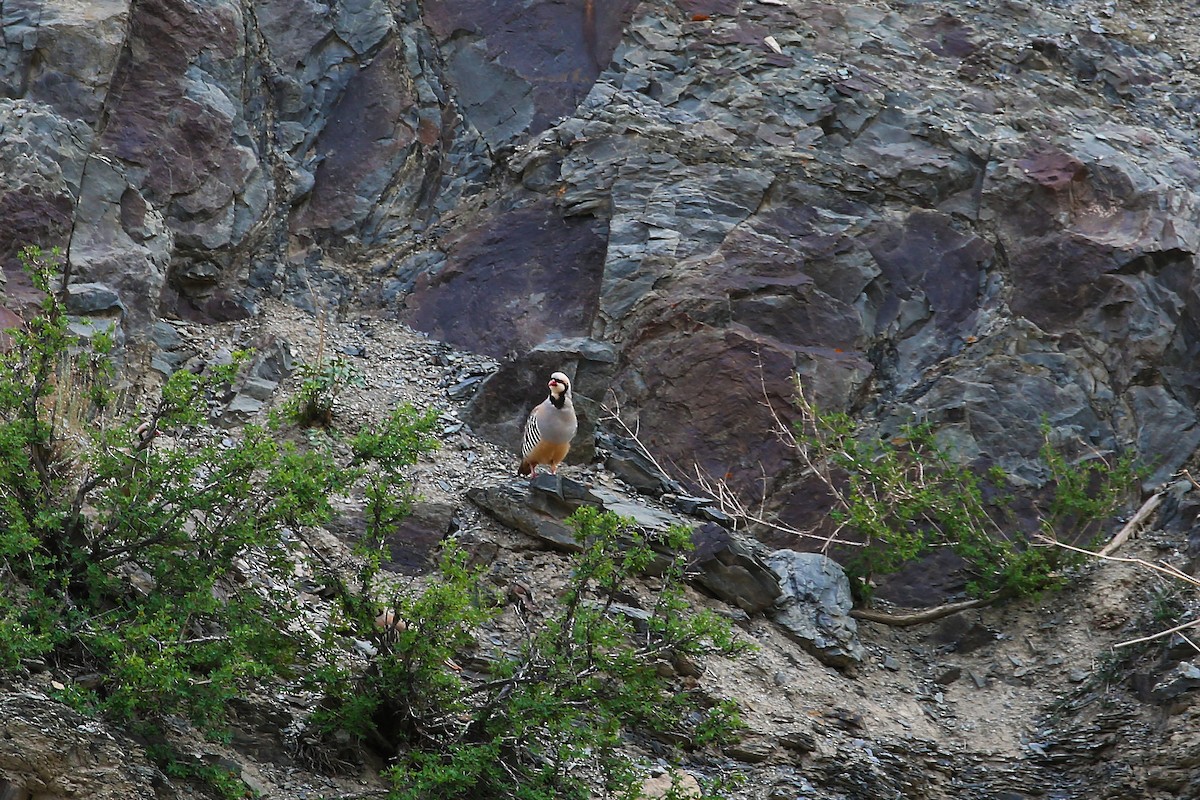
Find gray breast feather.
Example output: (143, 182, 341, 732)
(522, 400, 577, 458)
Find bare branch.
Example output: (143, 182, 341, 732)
(688, 461, 861, 547)
(599, 376, 866, 549)
(1037, 535, 1200, 590)
(851, 596, 998, 627)
(1115, 618, 1200, 649)
(1038, 533, 1200, 650)
(599, 391, 673, 483)
(1098, 490, 1164, 557)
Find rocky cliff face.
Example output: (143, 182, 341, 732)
(5, 1, 1200, 567)
(3, 1, 1200, 796)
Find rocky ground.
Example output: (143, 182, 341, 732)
(251, 301, 1200, 800)
(6, 299, 1195, 800)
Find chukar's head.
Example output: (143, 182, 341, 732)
(548, 371, 571, 399)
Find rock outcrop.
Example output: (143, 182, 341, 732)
(6, 0, 1200, 554)
(0, 692, 198, 800)
(468, 474, 782, 613)
(767, 549, 865, 669)
(397, 0, 1200, 606)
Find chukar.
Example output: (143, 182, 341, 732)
(518, 371, 577, 477)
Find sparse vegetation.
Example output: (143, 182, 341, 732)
(790, 386, 1144, 600)
(287, 356, 366, 427)
(309, 506, 751, 800)
(0, 246, 745, 799)
(607, 379, 1139, 609)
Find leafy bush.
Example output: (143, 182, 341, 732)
(0, 246, 438, 737)
(793, 388, 1142, 599)
(310, 506, 750, 800)
(1, 247, 742, 798)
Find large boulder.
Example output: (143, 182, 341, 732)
(0, 692, 197, 800)
(767, 549, 865, 670)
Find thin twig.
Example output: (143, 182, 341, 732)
(788, 377, 855, 555)
(599, 392, 674, 482)
(688, 461, 861, 546)
(1038, 534, 1200, 650)
(1114, 617, 1200, 649)
(1038, 535, 1200, 589)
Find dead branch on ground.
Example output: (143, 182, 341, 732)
(1040, 534, 1199, 652)
(1098, 490, 1165, 557)
(850, 597, 997, 627)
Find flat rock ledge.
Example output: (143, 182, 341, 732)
(467, 475, 781, 614)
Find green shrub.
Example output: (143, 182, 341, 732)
(286, 357, 365, 427)
(307, 542, 490, 753)
(1, 247, 741, 798)
(793, 390, 1142, 599)
(0, 246, 438, 737)
(1037, 430, 1142, 543)
(310, 506, 750, 800)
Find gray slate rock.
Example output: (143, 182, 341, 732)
(383, 500, 459, 575)
(767, 550, 866, 670)
(1151, 661, 1200, 703)
(689, 523, 781, 615)
(598, 431, 681, 496)
(0, 692, 170, 800)
(467, 483, 581, 552)
(530, 336, 618, 364)
(237, 376, 279, 402)
(226, 393, 265, 417)
(468, 480, 781, 613)
(65, 282, 123, 314)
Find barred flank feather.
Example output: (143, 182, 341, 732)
(522, 412, 541, 461)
